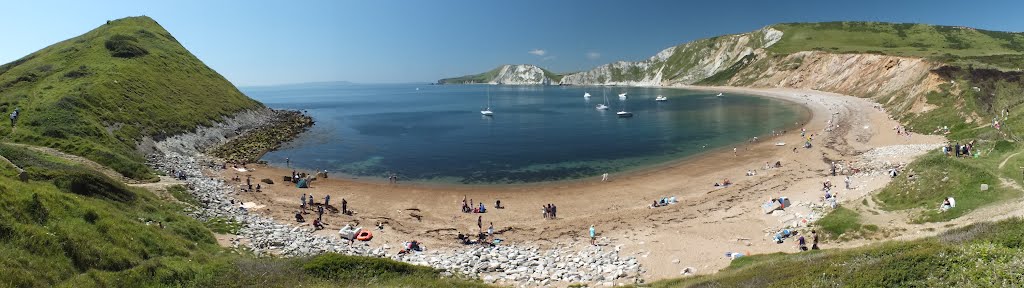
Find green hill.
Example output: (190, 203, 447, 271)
(769, 22, 1024, 70)
(0, 16, 487, 287)
(0, 16, 263, 180)
(437, 64, 563, 84)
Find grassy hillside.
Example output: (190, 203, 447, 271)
(0, 142, 487, 287)
(770, 22, 1024, 70)
(0, 16, 263, 180)
(643, 217, 1024, 287)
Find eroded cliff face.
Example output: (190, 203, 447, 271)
(559, 27, 784, 86)
(724, 51, 945, 114)
(489, 64, 552, 85)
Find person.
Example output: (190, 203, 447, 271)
(845, 176, 852, 189)
(797, 234, 808, 251)
(487, 222, 494, 238)
(940, 198, 952, 211)
(651, 200, 661, 208)
(317, 205, 325, 221)
(285, 157, 290, 167)
(300, 194, 307, 211)
(325, 195, 331, 206)
(831, 162, 837, 176)
(602, 173, 609, 182)
(733, 147, 737, 156)
(255, 184, 261, 192)
(313, 219, 325, 230)
(811, 230, 820, 250)
(552, 204, 557, 218)
(308, 193, 315, 207)
(477, 216, 483, 232)
(295, 211, 305, 222)
(495, 199, 502, 209)
(589, 225, 597, 246)
(478, 202, 486, 213)
(342, 198, 348, 215)
(542, 205, 549, 218)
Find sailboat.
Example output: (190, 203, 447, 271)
(596, 88, 609, 110)
(617, 97, 633, 118)
(655, 95, 668, 101)
(618, 92, 628, 100)
(481, 87, 494, 116)
(716, 92, 723, 97)
(583, 92, 591, 99)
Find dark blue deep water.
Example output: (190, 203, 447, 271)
(243, 83, 808, 184)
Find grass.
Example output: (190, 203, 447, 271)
(204, 217, 243, 234)
(770, 22, 1024, 70)
(167, 184, 199, 206)
(0, 16, 263, 180)
(816, 207, 862, 237)
(875, 147, 1019, 222)
(641, 217, 1024, 287)
(0, 142, 488, 287)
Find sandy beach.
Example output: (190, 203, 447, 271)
(214, 86, 945, 283)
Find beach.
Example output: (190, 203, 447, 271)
(199, 87, 945, 285)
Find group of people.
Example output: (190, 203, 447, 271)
(649, 196, 677, 208)
(387, 173, 399, 184)
(945, 141, 975, 158)
(823, 179, 839, 209)
(542, 203, 558, 219)
(461, 197, 488, 213)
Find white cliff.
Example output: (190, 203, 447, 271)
(438, 64, 557, 85)
(559, 27, 783, 86)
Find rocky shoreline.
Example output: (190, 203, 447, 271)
(148, 109, 643, 287)
(207, 110, 314, 164)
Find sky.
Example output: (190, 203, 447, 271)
(2, 0, 1024, 86)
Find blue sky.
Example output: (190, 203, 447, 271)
(2, 0, 1023, 86)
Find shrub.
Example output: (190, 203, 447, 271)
(53, 170, 136, 202)
(302, 253, 439, 281)
(104, 34, 148, 58)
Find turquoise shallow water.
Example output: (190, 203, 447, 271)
(243, 83, 808, 184)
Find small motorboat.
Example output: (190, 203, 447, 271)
(616, 111, 633, 118)
(584, 92, 591, 98)
(655, 95, 668, 101)
(716, 92, 724, 97)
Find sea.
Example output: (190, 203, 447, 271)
(242, 83, 809, 184)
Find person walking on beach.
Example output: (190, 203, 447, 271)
(552, 204, 557, 219)
(601, 173, 609, 182)
(308, 193, 315, 208)
(589, 225, 597, 246)
(477, 216, 483, 232)
(845, 176, 852, 190)
(300, 193, 307, 211)
(811, 230, 820, 250)
(317, 205, 324, 222)
(487, 222, 494, 238)
(325, 194, 331, 206)
(733, 147, 738, 156)
(342, 198, 348, 215)
(285, 157, 290, 167)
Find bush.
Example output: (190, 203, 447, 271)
(104, 34, 148, 58)
(53, 170, 136, 202)
(302, 253, 439, 281)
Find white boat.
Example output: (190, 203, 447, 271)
(596, 89, 610, 110)
(655, 95, 668, 101)
(481, 87, 494, 116)
(618, 92, 627, 100)
(716, 92, 723, 97)
(617, 97, 633, 117)
(583, 92, 591, 98)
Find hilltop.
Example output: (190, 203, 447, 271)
(437, 64, 563, 85)
(0, 16, 264, 180)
